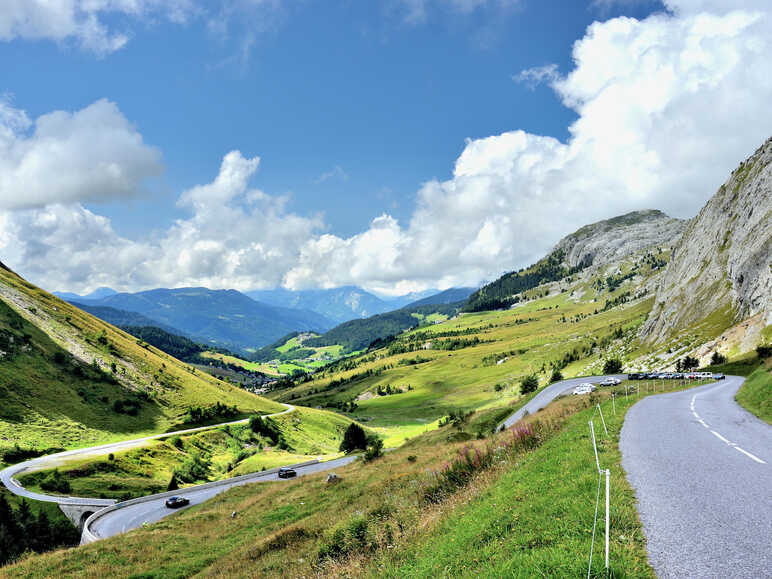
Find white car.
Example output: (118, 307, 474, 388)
(600, 377, 621, 386)
(572, 383, 597, 395)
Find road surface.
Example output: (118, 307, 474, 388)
(500, 374, 626, 429)
(0, 404, 295, 506)
(620, 376, 771, 578)
(87, 455, 358, 540)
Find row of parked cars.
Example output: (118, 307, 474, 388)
(572, 377, 621, 395)
(627, 372, 724, 380)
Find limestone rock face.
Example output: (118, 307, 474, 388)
(553, 210, 686, 270)
(641, 137, 772, 343)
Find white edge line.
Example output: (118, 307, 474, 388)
(734, 446, 766, 464)
(711, 430, 732, 445)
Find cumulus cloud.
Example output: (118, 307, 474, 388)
(3, 0, 772, 296)
(0, 0, 196, 54)
(0, 150, 321, 292)
(0, 98, 163, 210)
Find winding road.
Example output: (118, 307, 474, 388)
(620, 376, 771, 578)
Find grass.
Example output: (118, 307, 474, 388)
(18, 407, 362, 500)
(0, 265, 283, 459)
(735, 360, 771, 424)
(2, 377, 713, 578)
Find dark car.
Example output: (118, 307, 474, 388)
(712, 373, 725, 380)
(165, 496, 190, 509)
(628, 373, 641, 380)
(278, 467, 297, 479)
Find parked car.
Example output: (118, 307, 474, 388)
(712, 373, 725, 380)
(165, 496, 190, 509)
(572, 383, 596, 395)
(600, 377, 621, 386)
(278, 467, 297, 479)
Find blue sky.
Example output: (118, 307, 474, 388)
(1, 1, 770, 294)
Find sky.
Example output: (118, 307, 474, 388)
(1, 0, 771, 296)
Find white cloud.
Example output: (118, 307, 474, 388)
(0, 0, 196, 54)
(0, 98, 163, 210)
(313, 165, 349, 184)
(3, 0, 772, 296)
(514, 63, 561, 89)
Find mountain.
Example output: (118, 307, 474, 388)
(246, 286, 394, 324)
(381, 289, 440, 309)
(641, 137, 772, 350)
(54, 287, 117, 302)
(0, 262, 282, 454)
(465, 210, 686, 312)
(405, 287, 476, 308)
(304, 301, 462, 354)
(70, 287, 335, 353)
(70, 302, 183, 335)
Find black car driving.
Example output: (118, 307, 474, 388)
(278, 467, 297, 479)
(165, 496, 190, 509)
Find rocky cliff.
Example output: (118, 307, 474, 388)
(641, 137, 772, 345)
(553, 210, 686, 270)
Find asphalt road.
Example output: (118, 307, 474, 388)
(620, 376, 771, 578)
(0, 404, 295, 506)
(88, 455, 358, 540)
(500, 374, 626, 429)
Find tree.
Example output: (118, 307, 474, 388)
(364, 438, 384, 462)
(549, 369, 564, 383)
(167, 473, 179, 491)
(710, 351, 727, 366)
(682, 355, 699, 371)
(603, 358, 623, 374)
(520, 374, 539, 394)
(339, 423, 368, 453)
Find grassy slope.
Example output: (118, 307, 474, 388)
(4, 380, 714, 577)
(0, 265, 282, 457)
(735, 361, 772, 424)
(271, 291, 654, 432)
(18, 407, 363, 499)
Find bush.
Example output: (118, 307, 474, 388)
(406, 455, 417, 462)
(339, 423, 368, 453)
(550, 369, 564, 383)
(520, 374, 539, 394)
(710, 351, 727, 365)
(603, 358, 623, 374)
(39, 470, 71, 494)
(170, 436, 184, 450)
(757, 344, 772, 358)
(363, 438, 384, 462)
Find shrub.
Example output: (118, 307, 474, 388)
(39, 470, 71, 494)
(520, 374, 539, 394)
(406, 455, 417, 462)
(363, 438, 384, 462)
(339, 423, 368, 453)
(710, 351, 727, 365)
(550, 369, 564, 383)
(167, 474, 179, 491)
(603, 358, 623, 374)
(169, 436, 184, 450)
(757, 344, 772, 358)
(52, 351, 67, 365)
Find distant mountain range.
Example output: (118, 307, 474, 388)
(54, 286, 117, 302)
(63, 287, 335, 353)
(246, 286, 444, 325)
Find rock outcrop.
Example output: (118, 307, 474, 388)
(553, 210, 686, 270)
(641, 137, 772, 344)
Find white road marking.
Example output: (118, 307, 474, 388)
(711, 430, 732, 445)
(690, 384, 766, 465)
(734, 447, 767, 464)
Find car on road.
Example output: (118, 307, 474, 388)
(165, 496, 190, 509)
(600, 377, 621, 386)
(572, 383, 596, 395)
(278, 467, 297, 479)
(712, 373, 725, 380)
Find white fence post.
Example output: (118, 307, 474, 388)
(597, 404, 608, 436)
(589, 420, 600, 473)
(612, 392, 616, 415)
(605, 468, 610, 570)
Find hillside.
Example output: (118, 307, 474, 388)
(0, 263, 283, 457)
(247, 286, 394, 325)
(69, 288, 335, 353)
(404, 287, 476, 308)
(465, 210, 685, 312)
(641, 137, 772, 353)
